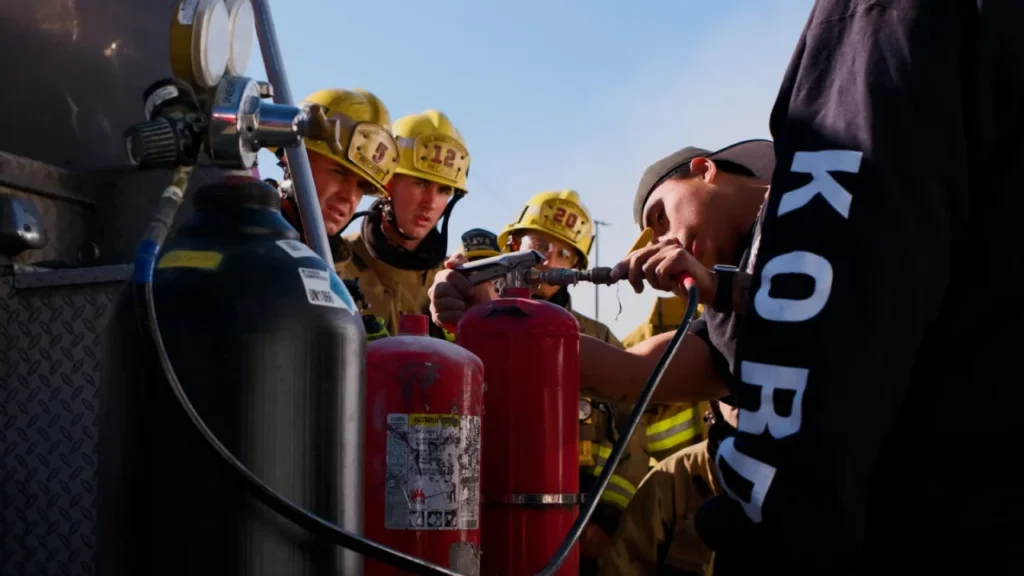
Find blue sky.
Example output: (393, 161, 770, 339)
(247, 0, 815, 338)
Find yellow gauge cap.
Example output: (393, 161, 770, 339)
(170, 0, 231, 89)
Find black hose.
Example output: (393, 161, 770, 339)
(534, 283, 700, 575)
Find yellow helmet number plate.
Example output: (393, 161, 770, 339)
(347, 122, 399, 185)
(541, 199, 588, 242)
(412, 134, 469, 184)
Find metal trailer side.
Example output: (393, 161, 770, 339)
(0, 2, 226, 574)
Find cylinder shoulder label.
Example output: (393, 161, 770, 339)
(384, 413, 481, 531)
(277, 239, 322, 261)
(157, 250, 223, 271)
(297, 267, 345, 309)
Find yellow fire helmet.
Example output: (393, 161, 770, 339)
(392, 110, 470, 194)
(295, 88, 399, 196)
(497, 189, 595, 269)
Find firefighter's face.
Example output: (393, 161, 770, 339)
(642, 158, 737, 269)
(512, 230, 578, 299)
(387, 174, 453, 240)
(308, 151, 374, 236)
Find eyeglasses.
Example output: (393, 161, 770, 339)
(519, 234, 577, 265)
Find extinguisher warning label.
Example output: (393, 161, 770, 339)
(296, 267, 346, 310)
(385, 413, 481, 531)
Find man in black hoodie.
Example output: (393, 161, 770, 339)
(615, 1, 1024, 573)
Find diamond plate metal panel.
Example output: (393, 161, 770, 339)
(0, 274, 121, 576)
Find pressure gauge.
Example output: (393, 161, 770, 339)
(170, 0, 231, 89)
(224, 0, 255, 76)
(578, 399, 593, 421)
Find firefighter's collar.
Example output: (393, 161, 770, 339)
(329, 234, 353, 265)
(348, 232, 434, 287)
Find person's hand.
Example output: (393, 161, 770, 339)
(610, 237, 716, 304)
(428, 254, 496, 330)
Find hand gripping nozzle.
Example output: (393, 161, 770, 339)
(454, 250, 619, 289)
(453, 249, 546, 287)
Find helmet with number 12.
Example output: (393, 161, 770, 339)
(376, 110, 470, 253)
(392, 110, 470, 194)
(498, 190, 596, 269)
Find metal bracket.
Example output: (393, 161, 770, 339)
(0, 149, 97, 206)
(11, 263, 133, 289)
(498, 493, 583, 506)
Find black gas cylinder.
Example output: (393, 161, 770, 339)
(97, 177, 366, 576)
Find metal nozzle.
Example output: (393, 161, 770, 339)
(530, 267, 617, 286)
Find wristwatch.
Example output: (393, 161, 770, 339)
(712, 265, 739, 314)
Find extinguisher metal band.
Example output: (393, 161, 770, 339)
(499, 493, 582, 506)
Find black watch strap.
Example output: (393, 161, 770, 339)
(712, 265, 738, 314)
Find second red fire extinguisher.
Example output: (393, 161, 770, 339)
(457, 286, 581, 576)
(364, 314, 486, 575)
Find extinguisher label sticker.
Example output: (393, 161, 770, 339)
(297, 267, 345, 309)
(384, 413, 481, 531)
(277, 239, 323, 261)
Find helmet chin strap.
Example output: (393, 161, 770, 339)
(359, 193, 465, 271)
(380, 192, 464, 251)
(339, 210, 370, 235)
(380, 197, 419, 242)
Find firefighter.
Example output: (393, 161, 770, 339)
(598, 398, 735, 576)
(274, 88, 396, 256)
(458, 228, 501, 261)
(272, 87, 398, 340)
(491, 190, 616, 345)
(456, 228, 502, 301)
(622, 297, 711, 462)
(340, 109, 469, 338)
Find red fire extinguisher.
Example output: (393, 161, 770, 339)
(457, 286, 581, 576)
(364, 314, 486, 575)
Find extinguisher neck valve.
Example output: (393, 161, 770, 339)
(398, 314, 430, 336)
(501, 286, 532, 299)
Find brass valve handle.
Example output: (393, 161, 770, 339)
(303, 104, 344, 156)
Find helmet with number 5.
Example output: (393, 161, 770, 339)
(392, 110, 471, 194)
(298, 88, 398, 196)
(498, 190, 595, 269)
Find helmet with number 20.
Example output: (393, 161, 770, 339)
(498, 190, 595, 269)
(299, 88, 399, 197)
(392, 110, 471, 194)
